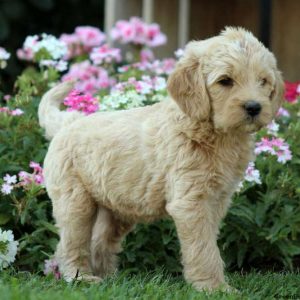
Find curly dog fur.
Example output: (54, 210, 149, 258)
(38, 27, 283, 290)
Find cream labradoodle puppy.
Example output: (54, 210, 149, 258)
(39, 27, 283, 290)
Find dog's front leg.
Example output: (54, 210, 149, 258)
(166, 193, 228, 291)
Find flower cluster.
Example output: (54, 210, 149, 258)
(1, 162, 44, 195)
(17, 34, 67, 62)
(111, 17, 167, 48)
(101, 90, 146, 111)
(0, 229, 18, 270)
(277, 107, 290, 118)
(44, 258, 61, 279)
(62, 61, 113, 94)
(90, 44, 122, 65)
(113, 76, 167, 94)
(284, 81, 300, 103)
(0, 107, 24, 116)
(244, 162, 262, 184)
(266, 120, 280, 136)
(19, 161, 44, 186)
(0, 47, 10, 69)
(118, 58, 176, 76)
(60, 26, 106, 59)
(64, 90, 99, 115)
(1, 174, 17, 195)
(39, 59, 68, 72)
(140, 48, 155, 62)
(238, 161, 262, 190)
(255, 137, 292, 164)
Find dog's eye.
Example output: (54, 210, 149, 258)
(260, 78, 268, 86)
(218, 77, 234, 87)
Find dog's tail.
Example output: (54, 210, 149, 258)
(38, 81, 84, 140)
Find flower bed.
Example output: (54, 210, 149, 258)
(0, 18, 300, 274)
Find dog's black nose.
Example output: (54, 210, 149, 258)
(244, 101, 261, 117)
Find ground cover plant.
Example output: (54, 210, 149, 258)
(0, 17, 300, 285)
(1, 270, 300, 299)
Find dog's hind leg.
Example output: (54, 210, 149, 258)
(52, 182, 99, 282)
(90, 205, 134, 277)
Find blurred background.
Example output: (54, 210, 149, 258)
(0, 0, 299, 86)
(0, 0, 104, 87)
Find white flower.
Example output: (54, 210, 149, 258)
(153, 76, 166, 91)
(40, 59, 68, 72)
(244, 162, 261, 184)
(24, 35, 39, 49)
(0, 47, 10, 69)
(0, 47, 11, 60)
(101, 90, 146, 111)
(267, 120, 279, 136)
(1, 183, 13, 195)
(174, 48, 184, 58)
(25, 34, 67, 60)
(0, 229, 18, 269)
(56, 60, 68, 72)
(3, 174, 17, 184)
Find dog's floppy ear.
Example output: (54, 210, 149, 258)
(167, 43, 210, 120)
(271, 70, 284, 116)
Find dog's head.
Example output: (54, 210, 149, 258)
(167, 27, 284, 133)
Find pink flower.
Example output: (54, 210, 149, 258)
(117, 58, 176, 76)
(113, 75, 166, 96)
(111, 17, 167, 48)
(75, 26, 106, 48)
(19, 162, 44, 186)
(44, 258, 61, 279)
(276, 107, 290, 118)
(30, 161, 43, 173)
(3, 95, 11, 102)
(255, 137, 292, 164)
(284, 81, 300, 103)
(11, 109, 24, 116)
(1, 183, 13, 195)
(90, 44, 122, 65)
(140, 49, 154, 63)
(16, 48, 34, 61)
(60, 26, 106, 59)
(18, 171, 32, 185)
(62, 60, 114, 94)
(64, 90, 99, 115)
(0, 107, 24, 116)
(0, 107, 10, 114)
(146, 24, 167, 47)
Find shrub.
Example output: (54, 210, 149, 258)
(0, 19, 300, 274)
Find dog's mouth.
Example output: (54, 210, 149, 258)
(233, 115, 265, 133)
(244, 116, 265, 132)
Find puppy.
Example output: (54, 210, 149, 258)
(38, 27, 283, 291)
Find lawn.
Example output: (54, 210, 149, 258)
(1, 271, 300, 300)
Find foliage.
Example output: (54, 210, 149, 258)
(1, 270, 300, 299)
(0, 20, 300, 275)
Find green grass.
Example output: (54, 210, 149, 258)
(0, 271, 300, 300)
